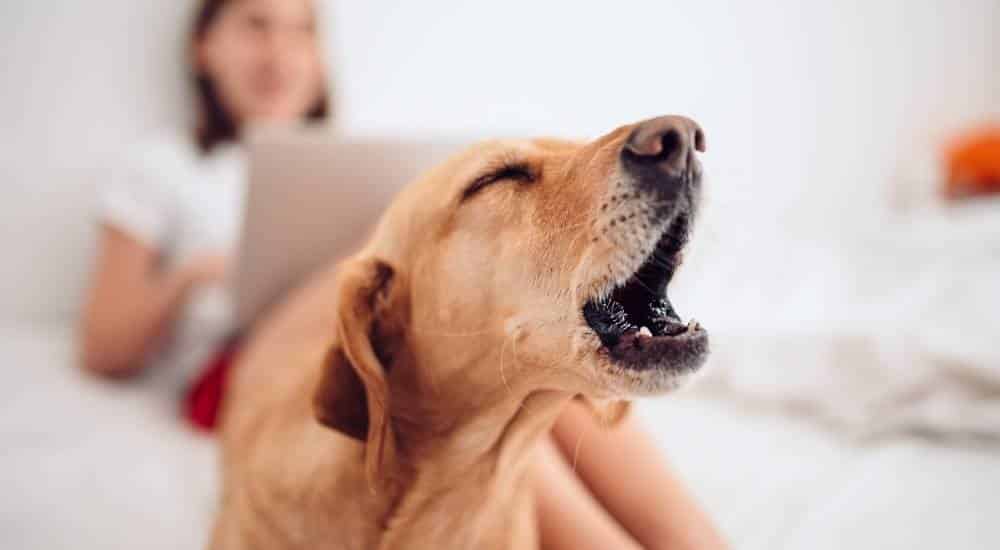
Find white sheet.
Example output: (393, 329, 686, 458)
(0, 324, 217, 550)
(640, 396, 1000, 550)
(2, 324, 998, 549)
(680, 198, 1000, 441)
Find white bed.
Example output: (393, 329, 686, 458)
(2, 321, 997, 549)
(2, 129, 998, 548)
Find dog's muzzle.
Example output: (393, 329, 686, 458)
(583, 115, 709, 374)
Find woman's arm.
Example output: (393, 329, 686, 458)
(78, 225, 225, 377)
(551, 401, 729, 550)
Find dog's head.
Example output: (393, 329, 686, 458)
(315, 116, 708, 467)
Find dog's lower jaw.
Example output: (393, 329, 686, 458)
(375, 391, 573, 550)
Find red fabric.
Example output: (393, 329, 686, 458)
(945, 125, 1000, 200)
(183, 338, 241, 432)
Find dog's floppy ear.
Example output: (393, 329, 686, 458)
(314, 257, 408, 482)
(574, 396, 633, 428)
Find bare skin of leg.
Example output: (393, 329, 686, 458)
(539, 401, 730, 550)
(532, 438, 644, 550)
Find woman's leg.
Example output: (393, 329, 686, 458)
(532, 438, 643, 550)
(549, 401, 729, 550)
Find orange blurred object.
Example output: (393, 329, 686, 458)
(945, 125, 1000, 200)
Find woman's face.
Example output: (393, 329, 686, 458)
(196, 0, 325, 124)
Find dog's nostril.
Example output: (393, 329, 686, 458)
(624, 128, 679, 160)
(621, 115, 705, 176)
(657, 129, 682, 162)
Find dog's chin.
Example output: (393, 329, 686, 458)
(605, 335, 707, 394)
(579, 328, 708, 397)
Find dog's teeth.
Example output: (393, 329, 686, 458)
(687, 319, 700, 331)
(638, 326, 653, 338)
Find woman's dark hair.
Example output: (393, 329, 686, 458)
(190, 0, 330, 153)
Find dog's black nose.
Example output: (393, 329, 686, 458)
(621, 116, 706, 183)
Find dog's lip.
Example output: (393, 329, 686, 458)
(613, 319, 705, 348)
(598, 321, 709, 372)
(581, 308, 710, 373)
(612, 320, 705, 345)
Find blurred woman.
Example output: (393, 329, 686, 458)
(79, 1, 726, 548)
(80, 0, 327, 386)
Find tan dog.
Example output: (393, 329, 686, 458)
(210, 116, 709, 549)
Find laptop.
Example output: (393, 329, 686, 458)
(233, 127, 466, 328)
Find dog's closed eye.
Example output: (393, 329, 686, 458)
(461, 162, 536, 201)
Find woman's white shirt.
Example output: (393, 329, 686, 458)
(100, 132, 246, 392)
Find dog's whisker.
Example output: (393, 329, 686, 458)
(508, 330, 527, 411)
(519, 346, 604, 388)
(556, 230, 587, 285)
(629, 274, 659, 296)
(411, 326, 495, 337)
(499, 330, 514, 397)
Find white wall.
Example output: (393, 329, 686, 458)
(1, 1, 195, 322)
(328, 0, 998, 223)
(1, 0, 997, 322)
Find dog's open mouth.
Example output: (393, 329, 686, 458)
(583, 215, 707, 370)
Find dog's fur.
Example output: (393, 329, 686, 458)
(209, 117, 705, 549)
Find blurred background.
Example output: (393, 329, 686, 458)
(1, 1, 998, 549)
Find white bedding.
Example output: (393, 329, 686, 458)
(0, 324, 217, 550)
(2, 324, 997, 549)
(678, 198, 1000, 442)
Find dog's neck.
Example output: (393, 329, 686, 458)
(372, 381, 572, 550)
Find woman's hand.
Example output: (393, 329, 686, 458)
(177, 252, 229, 290)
